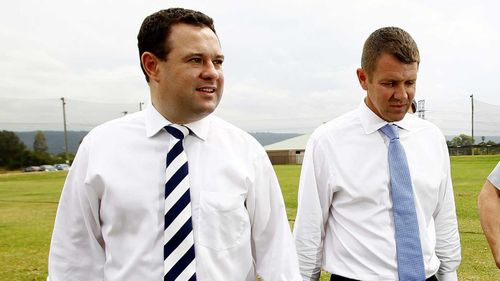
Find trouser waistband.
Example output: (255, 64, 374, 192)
(330, 273, 438, 281)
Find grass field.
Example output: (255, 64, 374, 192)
(1, 155, 499, 280)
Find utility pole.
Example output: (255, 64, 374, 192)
(61, 97, 69, 163)
(470, 94, 474, 155)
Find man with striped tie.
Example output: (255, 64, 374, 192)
(48, 8, 301, 281)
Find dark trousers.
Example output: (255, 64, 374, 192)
(330, 273, 438, 281)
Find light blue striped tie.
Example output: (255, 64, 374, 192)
(164, 124, 196, 281)
(379, 124, 426, 281)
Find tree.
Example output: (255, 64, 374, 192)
(449, 134, 475, 146)
(22, 149, 53, 166)
(33, 131, 48, 153)
(55, 151, 76, 164)
(486, 140, 497, 146)
(0, 130, 27, 169)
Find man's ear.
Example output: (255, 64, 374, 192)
(141, 52, 161, 83)
(356, 68, 368, 91)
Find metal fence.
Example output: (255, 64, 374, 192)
(447, 144, 500, 156)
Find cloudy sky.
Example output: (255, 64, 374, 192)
(1, 0, 499, 135)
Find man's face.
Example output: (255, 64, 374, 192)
(357, 52, 418, 122)
(153, 23, 224, 124)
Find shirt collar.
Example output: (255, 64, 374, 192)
(145, 104, 209, 141)
(357, 99, 413, 134)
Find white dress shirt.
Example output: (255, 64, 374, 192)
(293, 101, 461, 281)
(48, 105, 301, 281)
(488, 162, 500, 189)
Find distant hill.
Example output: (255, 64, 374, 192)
(14, 131, 499, 154)
(249, 132, 301, 146)
(14, 131, 301, 154)
(16, 131, 88, 155)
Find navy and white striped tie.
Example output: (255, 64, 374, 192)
(164, 124, 196, 281)
(379, 124, 425, 281)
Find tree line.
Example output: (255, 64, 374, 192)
(447, 134, 498, 147)
(0, 130, 74, 170)
(0, 130, 498, 170)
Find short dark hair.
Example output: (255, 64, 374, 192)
(361, 27, 420, 80)
(137, 8, 216, 82)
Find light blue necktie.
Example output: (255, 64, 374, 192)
(164, 124, 196, 281)
(379, 124, 426, 281)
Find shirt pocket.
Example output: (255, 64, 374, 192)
(198, 191, 247, 251)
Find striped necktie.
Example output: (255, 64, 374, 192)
(164, 124, 196, 281)
(379, 124, 426, 281)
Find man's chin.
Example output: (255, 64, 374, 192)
(194, 106, 218, 120)
(383, 113, 406, 122)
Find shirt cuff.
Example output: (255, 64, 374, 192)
(436, 270, 458, 281)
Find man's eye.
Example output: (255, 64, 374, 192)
(189, 58, 202, 63)
(382, 82, 393, 87)
(213, 59, 224, 66)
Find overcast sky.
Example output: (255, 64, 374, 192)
(1, 0, 499, 135)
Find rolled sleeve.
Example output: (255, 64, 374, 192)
(487, 162, 500, 189)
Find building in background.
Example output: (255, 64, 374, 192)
(264, 134, 309, 164)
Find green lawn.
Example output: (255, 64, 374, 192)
(0, 172, 64, 281)
(275, 156, 500, 281)
(446, 156, 500, 280)
(1, 156, 499, 280)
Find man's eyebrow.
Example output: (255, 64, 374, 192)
(182, 53, 225, 60)
(183, 53, 202, 59)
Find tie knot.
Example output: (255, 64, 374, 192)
(379, 124, 399, 140)
(165, 124, 189, 140)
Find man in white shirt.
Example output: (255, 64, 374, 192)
(293, 27, 461, 281)
(478, 161, 500, 268)
(47, 8, 301, 281)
